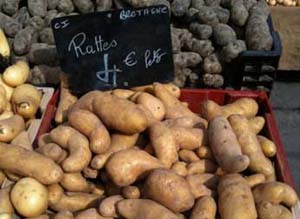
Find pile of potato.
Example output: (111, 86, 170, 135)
(0, 82, 298, 219)
(266, 0, 300, 6)
(0, 32, 42, 146)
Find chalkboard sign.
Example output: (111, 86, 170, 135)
(51, 5, 174, 93)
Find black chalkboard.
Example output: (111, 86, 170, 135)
(51, 5, 174, 94)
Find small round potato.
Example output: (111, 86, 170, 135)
(10, 177, 48, 217)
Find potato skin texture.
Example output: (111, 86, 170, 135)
(218, 174, 257, 219)
(149, 122, 178, 168)
(75, 208, 111, 219)
(116, 199, 178, 219)
(256, 201, 293, 219)
(11, 177, 48, 217)
(136, 92, 166, 121)
(144, 169, 194, 213)
(171, 127, 203, 150)
(48, 184, 101, 212)
(68, 109, 111, 154)
(93, 94, 148, 134)
(60, 173, 95, 193)
(98, 195, 123, 217)
(0, 186, 14, 215)
(209, 116, 250, 173)
(190, 196, 217, 219)
(0, 143, 63, 184)
(257, 135, 276, 157)
(122, 186, 141, 199)
(53, 210, 74, 219)
(229, 115, 275, 180)
(0, 115, 25, 142)
(105, 149, 162, 186)
(249, 116, 265, 134)
(245, 173, 266, 188)
(252, 182, 298, 207)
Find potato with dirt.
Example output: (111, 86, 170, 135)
(189, 23, 212, 40)
(209, 116, 250, 173)
(213, 23, 237, 46)
(221, 40, 247, 63)
(116, 199, 178, 219)
(218, 174, 257, 219)
(105, 149, 162, 186)
(203, 53, 222, 74)
(0, 143, 63, 184)
(144, 169, 194, 212)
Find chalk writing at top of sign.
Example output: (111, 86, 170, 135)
(120, 6, 168, 20)
(54, 19, 70, 29)
(68, 32, 118, 58)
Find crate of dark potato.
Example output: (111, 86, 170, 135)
(223, 16, 282, 92)
(1, 84, 297, 218)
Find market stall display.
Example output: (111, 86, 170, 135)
(0, 0, 277, 90)
(0, 83, 298, 218)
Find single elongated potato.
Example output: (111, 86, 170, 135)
(91, 133, 139, 170)
(132, 83, 181, 98)
(249, 116, 265, 134)
(55, 76, 78, 124)
(252, 182, 298, 207)
(93, 94, 148, 134)
(218, 174, 257, 219)
(190, 196, 217, 219)
(48, 184, 101, 212)
(3, 61, 30, 87)
(187, 160, 218, 175)
(11, 177, 48, 217)
(171, 127, 203, 150)
(112, 89, 135, 99)
(50, 125, 92, 172)
(153, 83, 197, 119)
(196, 146, 214, 160)
(257, 135, 276, 157)
(0, 28, 10, 59)
(229, 115, 275, 180)
(0, 143, 63, 184)
(53, 210, 74, 219)
(209, 116, 250, 173)
(98, 195, 123, 218)
(0, 115, 25, 142)
(68, 109, 111, 154)
(116, 199, 178, 219)
(256, 201, 293, 219)
(105, 149, 162, 186)
(144, 169, 194, 213)
(200, 98, 258, 120)
(149, 122, 178, 168)
(60, 173, 95, 193)
(245, 174, 266, 188)
(179, 150, 200, 163)
(136, 92, 166, 121)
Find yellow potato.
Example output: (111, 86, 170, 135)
(3, 61, 30, 87)
(171, 161, 188, 177)
(218, 174, 257, 219)
(0, 28, 10, 59)
(99, 195, 123, 217)
(144, 169, 194, 212)
(0, 76, 14, 101)
(257, 135, 277, 157)
(11, 177, 48, 218)
(245, 173, 266, 188)
(249, 116, 265, 134)
(0, 115, 25, 142)
(0, 186, 14, 217)
(190, 196, 217, 219)
(60, 173, 95, 193)
(121, 186, 141, 199)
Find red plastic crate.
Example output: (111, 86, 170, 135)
(180, 88, 295, 189)
(36, 88, 296, 189)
